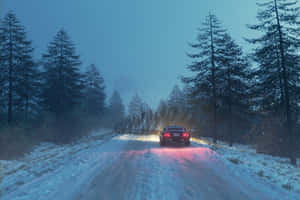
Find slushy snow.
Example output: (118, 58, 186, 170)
(192, 137, 300, 195)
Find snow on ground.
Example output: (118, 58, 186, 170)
(1, 132, 299, 200)
(0, 129, 116, 200)
(72, 134, 298, 200)
(192, 137, 300, 195)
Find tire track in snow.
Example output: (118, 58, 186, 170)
(133, 148, 183, 200)
(67, 135, 299, 200)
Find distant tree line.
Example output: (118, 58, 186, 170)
(122, 86, 195, 133)
(0, 11, 125, 147)
(121, 94, 155, 132)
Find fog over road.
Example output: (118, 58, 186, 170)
(51, 135, 293, 200)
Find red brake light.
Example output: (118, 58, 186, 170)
(182, 133, 189, 138)
(164, 133, 171, 138)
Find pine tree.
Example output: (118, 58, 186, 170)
(182, 13, 227, 143)
(167, 85, 184, 123)
(168, 85, 184, 110)
(128, 93, 143, 119)
(41, 29, 83, 117)
(218, 33, 250, 146)
(183, 85, 200, 125)
(83, 64, 106, 116)
(15, 37, 40, 121)
(0, 15, 5, 122)
(145, 108, 153, 131)
(139, 102, 151, 132)
(157, 100, 168, 119)
(0, 11, 39, 124)
(108, 90, 125, 125)
(128, 93, 145, 129)
(156, 100, 168, 128)
(248, 0, 300, 165)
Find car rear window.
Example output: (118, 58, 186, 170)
(167, 128, 184, 131)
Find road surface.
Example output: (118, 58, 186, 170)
(48, 134, 293, 200)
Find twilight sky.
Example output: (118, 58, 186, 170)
(1, 0, 260, 109)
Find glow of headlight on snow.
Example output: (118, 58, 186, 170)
(115, 135, 219, 163)
(151, 147, 218, 163)
(118, 134, 210, 146)
(117, 134, 159, 142)
(191, 137, 210, 145)
(114, 147, 218, 165)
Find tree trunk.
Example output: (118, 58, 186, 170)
(25, 95, 29, 121)
(229, 117, 233, 147)
(209, 14, 218, 144)
(227, 64, 233, 147)
(25, 70, 29, 121)
(275, 49, 285, 112)
(274, 0, 296, 165)
(8, 20, 13, 125)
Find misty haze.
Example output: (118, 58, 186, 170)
(0, 0, 299, 200)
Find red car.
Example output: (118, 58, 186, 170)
(160, 126, 191, 146)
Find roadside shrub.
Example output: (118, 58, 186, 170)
(0, 126, 38, 160)
(255, 117, 288, 157)
(38, 108, 109, 144)
(0, 109, 107, 160)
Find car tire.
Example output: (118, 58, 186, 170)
(160, 140, 166, 146)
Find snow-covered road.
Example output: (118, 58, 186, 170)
(68, 135, 296, 200)
(2, 134, 298, 200)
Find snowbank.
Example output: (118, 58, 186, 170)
(192, 137, 300, 195)
(0, 129, 115, 200)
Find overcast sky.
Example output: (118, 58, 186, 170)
(1, 0, 260, 109)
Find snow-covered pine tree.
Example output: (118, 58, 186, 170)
(128, 93, 151, 131)
(41, 29, 83, 117)
(83, 64, 106, 116)
(248, 0, 300, 165)
(108, 90, 125, 125)
(156, 99, 169, 128)
(182, 13, 227, 143)
(168, 85, 184, 109)
(128, 94, 143, 129)
(139, 100, 150, 132)
(167, 85, 185, 124)
(145, 108, 153, 131)
(128, 93, 143, 120)
(181, 85, 198, 127)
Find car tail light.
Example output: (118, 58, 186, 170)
(182, 133, 189, 138)
(164, 133, 171, 138)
